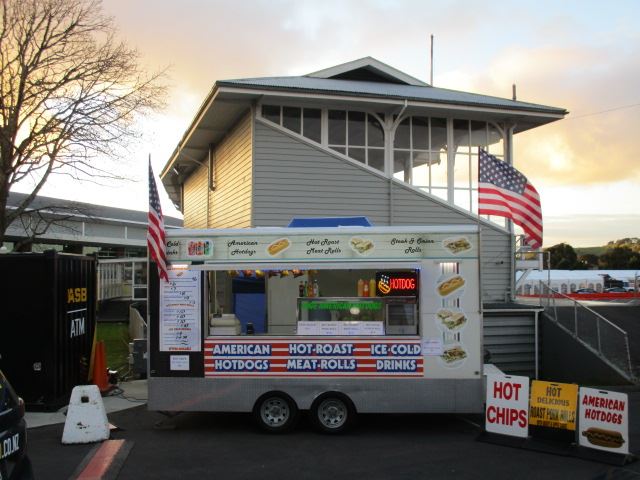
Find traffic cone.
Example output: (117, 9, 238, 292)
(92, 340, 111, 394)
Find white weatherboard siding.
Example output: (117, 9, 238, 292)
(252, 120, 511, 303)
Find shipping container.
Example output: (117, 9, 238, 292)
(0, 251, 96, 410)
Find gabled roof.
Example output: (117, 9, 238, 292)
(160, 57, 568, 208)
(307, 57, 428, 87)
(217, 76, 565, 115)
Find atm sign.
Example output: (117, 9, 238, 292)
(376, 271, 418, 297)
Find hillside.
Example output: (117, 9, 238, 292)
(575, 246, 606, 256)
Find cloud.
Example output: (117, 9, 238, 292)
(448, 41, 640, 185)
(96, 0, 640, 226)
(544, 214, 640, 247)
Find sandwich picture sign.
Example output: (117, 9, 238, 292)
(578, 387, 629, 454)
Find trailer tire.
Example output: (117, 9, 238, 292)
(253, 392, 298, 433)
(310, 393, 355, 434)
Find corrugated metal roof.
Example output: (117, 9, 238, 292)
(218, 76, 566, 115)
(7, 191, 183, 227)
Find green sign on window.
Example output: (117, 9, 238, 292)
(301, 301, 383, 311)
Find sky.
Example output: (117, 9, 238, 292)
(15, 0, 640, 247)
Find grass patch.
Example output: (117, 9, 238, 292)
(96, 322, 131, 377)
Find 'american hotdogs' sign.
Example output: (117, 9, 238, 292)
(578, 387, 629, 454)
(165, 230, 478, 263)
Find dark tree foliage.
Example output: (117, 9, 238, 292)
(599, 247, 640, 269)
(544, 243, 585, 269)
(0, 0, 166, 244)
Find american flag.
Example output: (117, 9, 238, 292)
(478, 148, 543, 249)
(148, 160, 169, 282)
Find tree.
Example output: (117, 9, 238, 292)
(544, 243, 585, 269)
(0, 0, 166, 244)
(578, 253, 599, 269)
(599, 247, 640, 269)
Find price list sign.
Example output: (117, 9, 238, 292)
(160, 269, 202, 352)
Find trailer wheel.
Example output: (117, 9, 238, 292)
(253, 392, 298, 433)
(311, 393, 355, 434)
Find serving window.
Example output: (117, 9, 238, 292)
(207, 267, 419, 337)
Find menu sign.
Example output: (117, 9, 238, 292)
(166, 231, 477, 263)
(159, 269, 202, 352)
(204, 338, 423, 377)
(529, 380, 578, 430)
(485, 374, 530, 438)
(297, 321, 384, 336)
(578, 387, 629, 454)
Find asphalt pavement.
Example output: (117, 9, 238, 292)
(23, 382, 640, 480)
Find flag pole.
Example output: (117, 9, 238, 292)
(146, 153, 151, 380)
(477, 148, 483, 306)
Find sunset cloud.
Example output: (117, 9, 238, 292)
(26, 0, 635, 246)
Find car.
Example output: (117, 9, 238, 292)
(574, 288, 597, 294)
(0, 369, 31, 479)
(604, 287, 628, 293)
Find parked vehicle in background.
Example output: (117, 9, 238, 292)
(604, 287, 628, 293)
(575, 288, 597, 294)
(0, 369, 31, 479)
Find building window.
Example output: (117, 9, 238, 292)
(260, 104, 512, 223)
(328, 110, 385, 172)
(261, 105, 321, 144)
(393, 116, 448, 201)
(452, 119, 503, 212)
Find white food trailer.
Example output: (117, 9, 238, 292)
(148, 224, 483, 432)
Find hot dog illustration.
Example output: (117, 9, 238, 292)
(581, 427, 625, 449)
(267, 238, 290, 256)
(437, 275, 465, 296)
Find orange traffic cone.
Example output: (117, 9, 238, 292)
(92, 340, 111, 394)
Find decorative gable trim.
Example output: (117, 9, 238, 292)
(307, 56, 429, 87)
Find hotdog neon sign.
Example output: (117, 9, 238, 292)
(376, 271, 418, 296)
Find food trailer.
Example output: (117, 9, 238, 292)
(148, 223, 483, 432)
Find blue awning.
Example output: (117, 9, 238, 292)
(287, 216, 373, 228)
